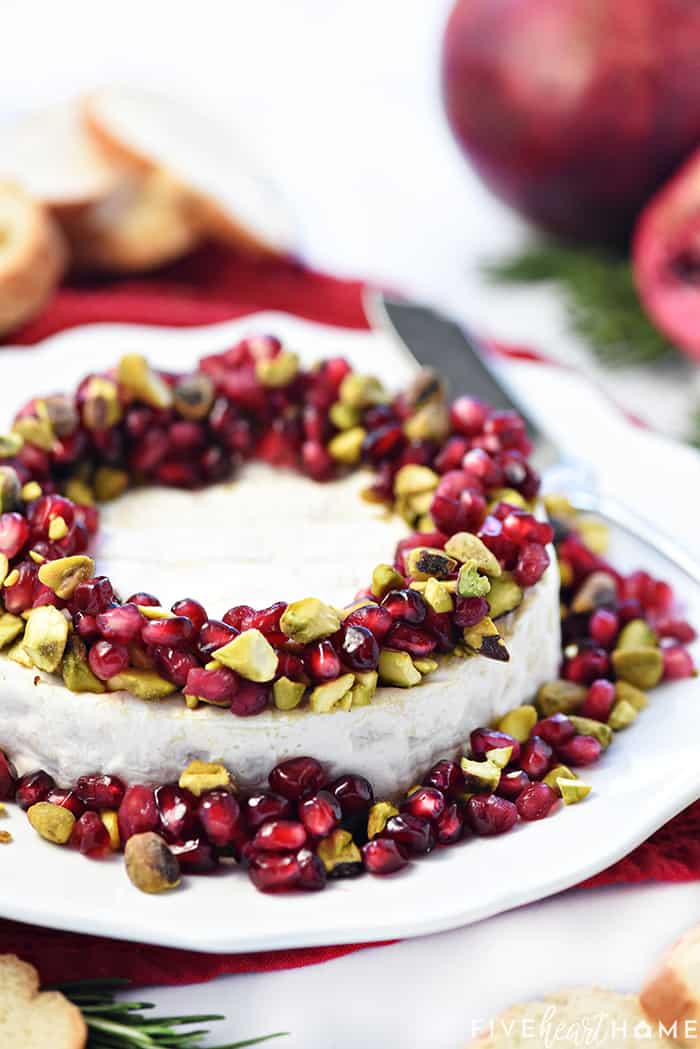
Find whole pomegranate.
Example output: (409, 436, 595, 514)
(442, 0, 700, 244)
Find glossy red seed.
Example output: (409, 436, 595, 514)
(142, 615, 195, 649)
(580, 679, 616, 721)
(75, 774, 126, 811)
(533, 714, 576, 748)
(254, 818, 307, 852)
(423, 759, 464, 798)
(198, 790, 242, 848)
(71, 811, 112, 858)
(230, 681, 271, 716)
(453, 595, 490, 628)
(130, 427, 169, 472)
(275, 650, 307, 681)
(245, 791, 293, 830)
(16, 770, 55, 810)
(96, 603, 144, 644)
(340, 625, 379, 671)
(466, 794, 518, 836)
(185, 665, 239, 705)
(0, 512, 29, 558)
(127, 592, 160, 608)
(362, 837, 408, 874)
(470, 728, 521, 765)
(72, 576, 114, 615)
(663, 645, 696, 680)
(27, 495, 74, 535)
(117, 785, 158, 842)
(198, 619, 238, 660)
(170, 598, 208, 634)
(430, 490, 487, 534)
(46, 789, 85, 818)
(248, 851, 301, 893)
(519, 737, 553, 780)
(304, 639, 341, 681)
(329, 774, 374, 820)
(362, 423, 404, 463)
(88, 639, 129, 681)
(296, 848, 327, 891)
(153, 647, 200, 687)
(171, 838, 219, 873)
(556, 734, 603, 767)
(516, 783, 559, 821)
(344, 603, 394, 642)
(381, 588, 426, 624)
(222, 605, 256, 630)
(301, 440, 334, 481)
(656, 618, 697, 644)
(3, 561, 38, 613)
(299, 791, 341, 838)
(384, 622, 437, 657)
(589, 608, 619, 647)
(435, 802, 464, 845)
(514, 542, 550, 587)
(169, 420, 206, 452)
(0, 750, 17, 800)
(564, 648, 610, 685)
(462, 448, 503, 487)
(450, 396, 490, 436)
(401, 786, 445, 822)
(154, 784, 198, 843)
(434, 435, 470, 473)
(384, 813, 436, 854)
(270, 757, 326, 800)
(496, 769, 530, 800)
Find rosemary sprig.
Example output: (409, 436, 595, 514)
(484, 240, 675, 366)
(51, 978, 287, 1049)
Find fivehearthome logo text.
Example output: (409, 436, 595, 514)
(472, 1006, 697, 1045)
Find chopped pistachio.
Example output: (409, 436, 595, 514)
(0, 555, 7, 588)
(403, 401, 450, 442)
(64, 478, 95, 506)
(558, 779, 592, 805)
(463, 617, 509, 662)
(544, 493, 575, 517)
(47, 516, 69, 541)
(22, 606, 68, 672)
(81, 377, 122, 430)
(403, 368, 445, 408)
(570, 571, 617, 614)
(309, 673, 355, 713)
(497, 704, 538, 742)
(38, 555, 95, 599)
(461, 756, 501, 792)
(544, 764, 578, 793)
(536, 680, 587, 717)
(212, 628, 278, 682)
(108, 669, 176, 700)
(348, 669, 378, 707)
(568, 716, 613, 749)
(0, 432, 23, 459)
(486, 746, 513, 769)
(129, 643, 155, 671)
(616, 618, 658, 650)
(612, 646, 663, 690)
(100, 810, 120, 851)
(615, 680, 648, 711)
(13, 415, 55, 451)
(329, 401, 360, 430)
(273, 676, 307, 711)
(125, 832, 180, 893)
(256, 350, 299, 387)
(444, 532, 502, 576)
(576, 515, 609, 554)
(367, 801, 399, 838)
(138, 605, 174, 620)
(117, 353, 173, 408)
(488, 487, 528, 510)
(423, 577, 454, 613)
(184, 694, 200, 710)
(0, 466, 21, 512)
(179, 760, 233, 796)
(316, 828, 362, 873)
(457, 559, 492, 598)
(42, 394, 78, 438)
(62, 636, 105, 693)
(4, 569, 19, 588)
(393, 464, 440, 497)
(378, 649, 422, 687)
(28, 802, 75, 844)
(608, 698, 639, 731)
(487, 573, 523, 619)
(559, 560, 574, 588)
(371, 564, 405, 600)
(0, 611, 23, 649)
(7, 639, 32, 667)
(339, 372, 386, 408)
(327, 426, 366, 464)
(173, 373, 215, 420)
(281, 598, 341, 643)
(94, 465, 129, 501)
(413, 657, 438, 675)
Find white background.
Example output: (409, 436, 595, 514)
(2, 2, 699, 1045)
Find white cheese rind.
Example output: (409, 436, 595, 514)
(0, 560, 560, 799)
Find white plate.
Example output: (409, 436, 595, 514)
(0, 314, 698, 953)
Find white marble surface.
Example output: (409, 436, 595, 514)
(1, 2, 699, 1044)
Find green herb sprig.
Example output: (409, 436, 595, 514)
(52, 978, 287, 1049)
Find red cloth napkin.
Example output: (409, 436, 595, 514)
(1, 244, 698, 987)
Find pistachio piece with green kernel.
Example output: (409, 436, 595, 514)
(38, 555, 95, 599)
(107, 670, 176, 700)
(406, 547, 457, 581)
(378, 649, 422, 687)
(328, 401, 360, 430)
(423, 577, 454, 613)
(48, 516, 69, 541)
(367, 801, 399, 838)
(461, 756, 501, 792)
(568, 716, 613, 749)
(13, 415, 55, 451)
(42, 394, 79, 437)
(281, 598, 341, 644)
(457, 559, 492, 598)
(0, 554, 8, 587)
(22, 606, 69, 672)
(486, 746, 513, 769)
(616, 618, 658, 651)
(7, 639, 32, 667)
(497, 704, 538, 742)
(256, 350, 299, 388)
(28, 802, 75, 844)
(404, 368, 446, 408)
(487, 487, 529, 510)
(101, 810, 120, 851)
(543, 764, 578, 793)
(309, 673, 355, 713)
(576, 515, 609, 555)
(615, 680, 648, 711)
(0, 432, 23, 459)
(339, 372, 386, 408)
(0, 611, 23, 649)
(62, 636, 105, 693)
(536, 680, 587, 717)
(371, 564, 406, 600)
(0, 466, 21, 513)
(179, 760, 233, 796)
(444, 532, 502, 576)
(117, 353, 173, 409)
(486, 573, 523, 619)
(463, 617, 509, 662)
(212, 628, 279, 682)
(393, 464, 440, 497)
(558, 779, 592, 805)
(403, 401, 450, 442)
(125, 832, 181, 894)
(94, 465, 129, 501)
(570, 571, 617, 614)
(413, 657, 438, 675)
(173, 372, 215, 420)
(327, 426, 366, 464)
(316, 828, 362, 873)
(22, 481, 42, 504)
(349, 669, 378, 707)
(273, 676, 307, 711)
(81, 377, 122, 430)
(608, 699, 639, 731)
(64, 478, 95, 508)
(612, 646, 663, 690)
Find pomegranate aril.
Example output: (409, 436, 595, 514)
(0, 512, 29, 558)
(253, 818, 307, 852)
(470, 727, 520, 766)
(171, 838, 218, 874)
(299, 791, 341, 838)
(384, 622, 436, 657)
(301, 441, 334, 481)
(384, 813, 436, 854)
(198, 790, 242, 847)
(3, 561, 38, 613)
(142, 615, 195, 649)
(304, 639, 341, 681)
(222, 604, 256, 630)
(423, 759, 464, 799)
(380, 588, 426, 625)
(88, 639, 129, 681)
(514, 542, 550, 587)
(453, 595, 490, 628)
(0, 750, 17, 800)
(663, 645, 696, 680)
(564, 648, 610, 685)
(516, 782, 559, 821)
(28, 494, 74, 535)
(130, 427, 169, 473)
(556, 734, 603, 767)
(344, 604, 393, 642)
(340, 625, 379, 671)
(431, 489, 486, 535)
(329, 774, 374, 823)
(275, 650, 307, 681)
(434, 435, 470, 473)
(185, 665, 238, 705)
(533, 714, 576, 748)
(656, 617, 696, 644)
(168, 420, 206, 452)
(589, 608, 619, 647)
(154, 784, 198, 843)
(72, 576, 114, 615)
(519, 737, 553, 780)
(97, 603, 144, 644)
(248, 852, 301, 893)
(127, 592, 160, 608)
(75, 773, 126, 811)
(450, 395, 489, 436)
(435, 802, 464, 845)
(247, 602, 287, 636)
(580, 679, 616, 722)
(245, 791, 293, 830)
(170, 598, 208, 635)
(153, 647, 200, 687)
(296, 848, 327, 891)
(230, 681, 271, 716)
(198, 619, 238, 660)
(401, 786, 445, 822)
(72, 811, 112, 858)
(270, 757, 326, 800)
(362, 837, 408, 875)
(466, 794, 518, 836)
(16, 770, 55, 810)
(362, 423, 404, 463)
(462, 447, 503, 487)
(117, 785, 158, 842)
(496, 769, 530, 800)
(46, 788, 85, 818)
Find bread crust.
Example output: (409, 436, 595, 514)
(0, 954, 86, 1049)
(640, 930, 700, 1046)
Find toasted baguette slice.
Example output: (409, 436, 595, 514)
(641, 926, 700, 1045)
(83, 86, 295, 257)
(62, 169, 199, 273)
(0, 182, 67, 336)
(467, 988, 670, 1048)
(0, 954, 86, 1049)
(0, 102, 125, 217)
